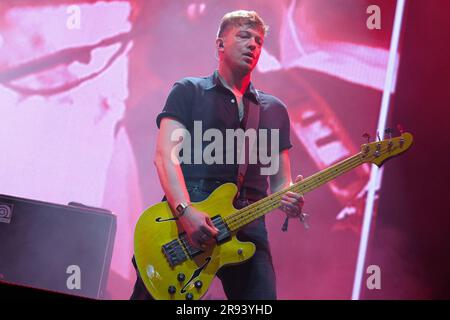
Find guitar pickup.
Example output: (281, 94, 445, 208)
(162, 239, 188, 267)
(211, 215, 231, 244)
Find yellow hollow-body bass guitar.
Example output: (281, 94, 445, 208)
(134, 132, 413, 300)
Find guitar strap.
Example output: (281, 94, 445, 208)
(236, 92, 260, 200)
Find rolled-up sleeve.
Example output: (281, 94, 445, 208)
(156, 78, 194, 129)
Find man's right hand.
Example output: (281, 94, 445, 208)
(178, 207, 219, 249)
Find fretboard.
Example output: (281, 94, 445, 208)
(224, 152, 364, 231)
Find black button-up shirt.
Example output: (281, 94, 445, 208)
(156, 70, 292, 197)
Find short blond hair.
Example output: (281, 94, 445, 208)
(217, 10, 269, 38)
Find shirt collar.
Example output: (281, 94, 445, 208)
(205, 70, 260, 104)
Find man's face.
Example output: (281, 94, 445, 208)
(220, 24, 264, 74)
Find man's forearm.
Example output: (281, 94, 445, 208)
(154, 153, 190, 215)
(154, 117, 193, 215)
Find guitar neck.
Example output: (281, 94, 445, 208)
(224, 152, 364, 232)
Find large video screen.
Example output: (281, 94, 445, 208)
(0, 0, 405, 299)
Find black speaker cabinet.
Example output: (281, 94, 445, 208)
(0, 194, 116, 299)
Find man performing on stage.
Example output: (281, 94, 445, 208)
(131, 10, 305, 300)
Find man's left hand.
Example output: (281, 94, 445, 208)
(280, 175, 305, 218)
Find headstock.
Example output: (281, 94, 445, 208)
(360, 131, 413, 167)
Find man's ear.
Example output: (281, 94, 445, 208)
(216, 38, 224, 50)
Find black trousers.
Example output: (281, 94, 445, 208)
(130, 181, 277, 300)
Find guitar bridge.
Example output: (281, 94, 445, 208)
(162, 215, 231, 267)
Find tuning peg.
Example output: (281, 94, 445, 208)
(362, 133, 371, 143)
(397, 124, 405, 147)
(384, 127, 393, 139)
(384, 128, 394, 152)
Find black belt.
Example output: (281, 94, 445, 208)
(185, 179, 223, 192)
(185, 179, 266, 202)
